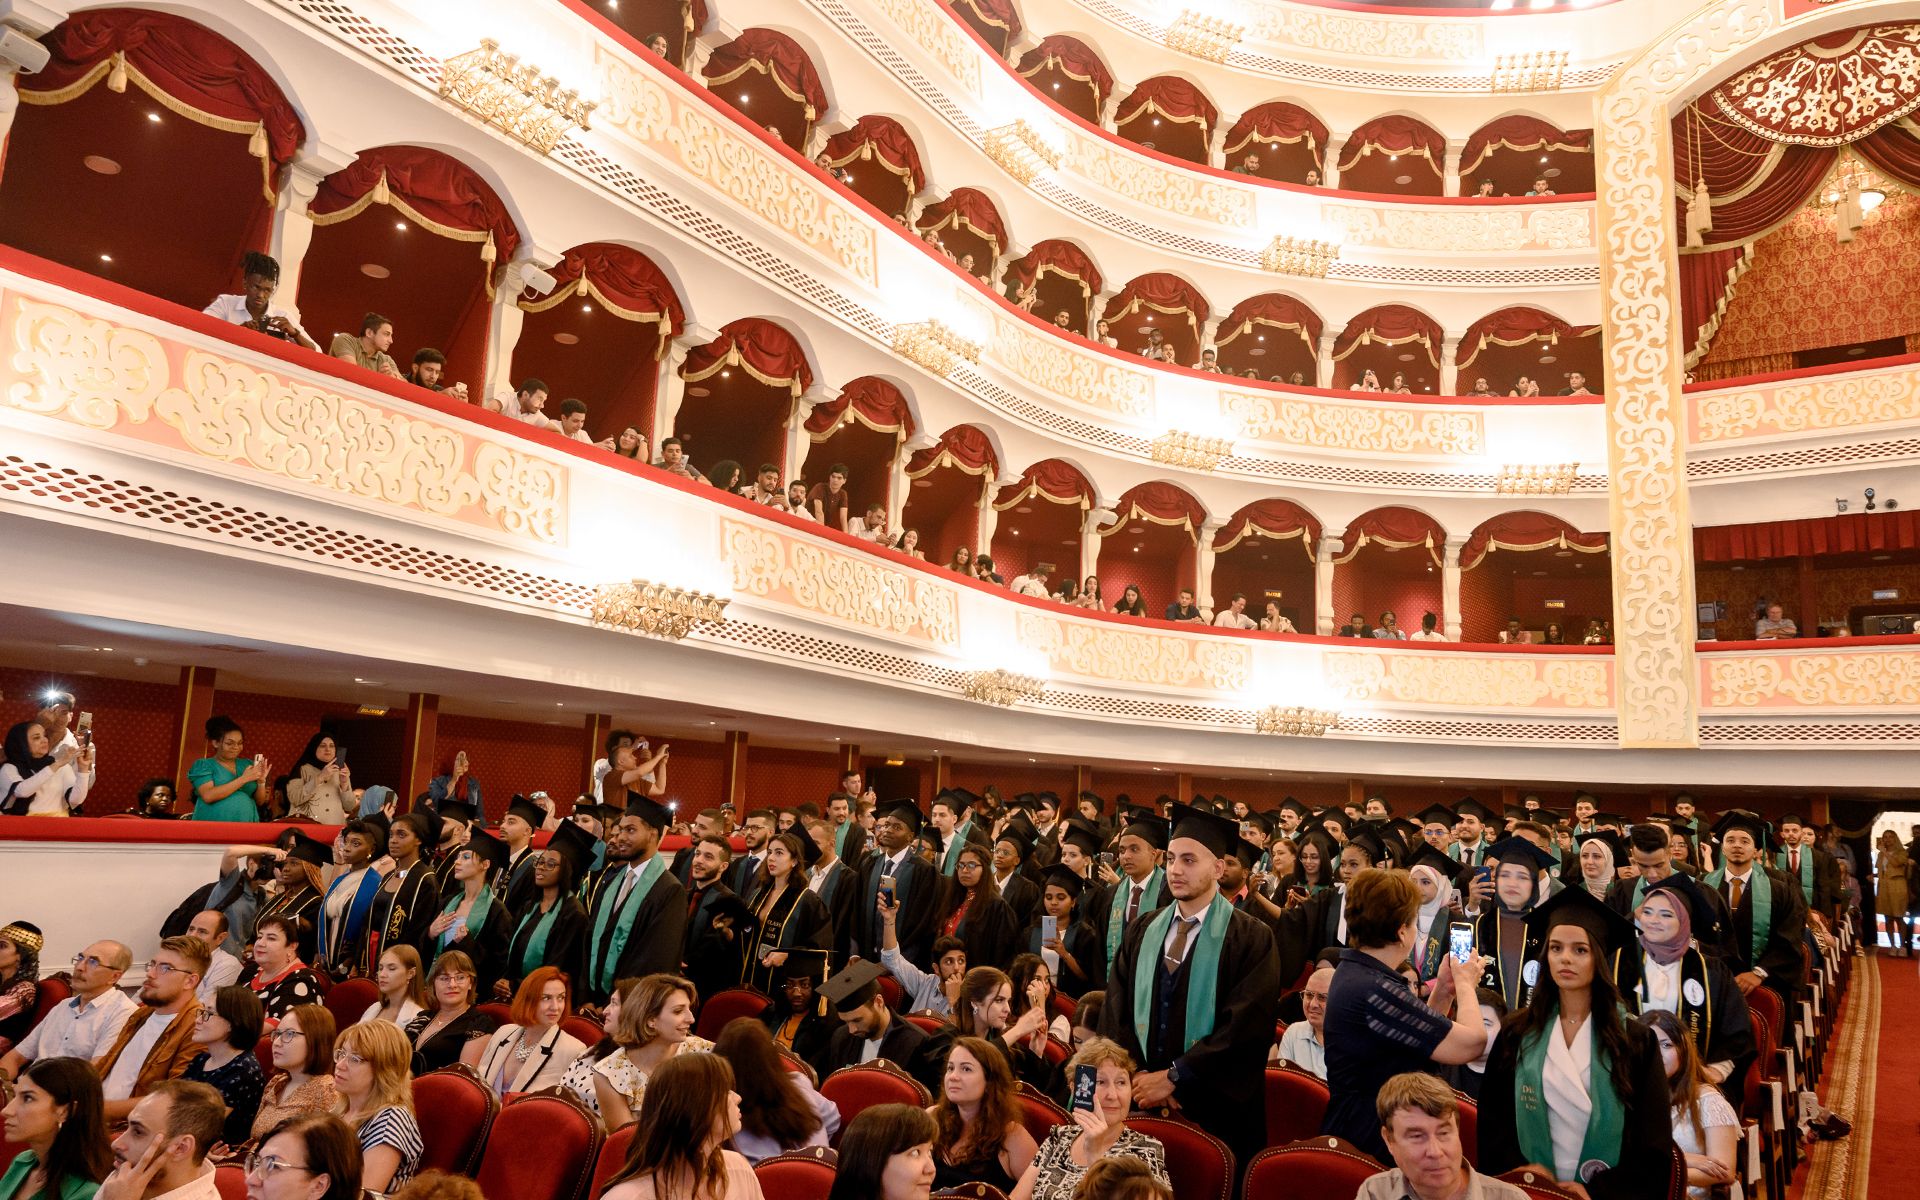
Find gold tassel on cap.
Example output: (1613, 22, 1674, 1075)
(371, 171, 391, 206)
(107, 51, 128, 93)
(1685, 177, 1712, 248)
(481, 230, 497, 263)
(248, 124, 268, 158)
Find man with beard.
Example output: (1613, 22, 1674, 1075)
(95, 937, 208, 1120)
(802, 817, 862, 966)
(96, 1080, 228, 1199)
(759, 949, 837, 1065)
(1705, 810, 1808, 1002)
(681, 834, 747, 1001)
(727, 808, 777, 894)
(579, 795, 688, 1014)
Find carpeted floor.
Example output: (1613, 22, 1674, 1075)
(1793, 953, 1919, 1200)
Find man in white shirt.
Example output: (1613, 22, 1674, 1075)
(1009, 562, 1055, 599)
(556, 398, 594, 443)
(185, 912, 242, 1005)
(1213, 593, 1258, 629)
(1358, 1072, 1528, 1200)
(487, 377, 561, 431)
(1273, 965, 1333, 1079)
(1409, 612, 1448, 642)
(104, 1080, 229, 1200)
(0, 940, 136, 1082)
(36, 691, 97, 808)
(743, 463, 789, 508)
(201, 252, 319, 351)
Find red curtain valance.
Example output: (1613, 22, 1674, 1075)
(1695, 511, 1920, 561)
(1460, 116, 1591, 177)
(1004, 239, 1104, 296)
(824, 115, 927, 194)
(1461, 511, 1607, 571)
(1708, 24, 1920, 147)
(1338, 115, 1445, 174)
(1016, 34, 1115, 110)
(1673, 105, 1837, 248)
(1332, 304, 1443, 368)
(908, 424, 998, 479)
(1215, 500, 1321, 559)
(1680, 245, 1754, 367)
(806, 375, 914, 439)
(994, 459, 1093, 511)
(310, 145, 522, 273)
(917, 188, 1007, 259)
(1224, 102, 1330, 161)
(1114, 75, 1219, 137)
(1214, 292, 1323, 353)
(1102, 272, 1211, 333)
(519, 242, 685, 347)
(1457, 307, 1589, 370)
(1855, 116, 1920, 188)
(953, 0, 1021, 40)
(703, 28, 828, 122)
(682, 318, 815, 397)
(22, 7, 305, 202)
(689, 0, 711, 36)
(1334, 507, 1445, 566)
(1105, 482, 1206, 537)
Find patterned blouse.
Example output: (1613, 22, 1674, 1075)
(239, 962, 323, 1025)
(250, 1073, 340, 1142)
(560, 1036, 713, 1121)
(181, 1049, 267, 1146)
(356, 1106, 424, 1191)
(1022, 1126, 1169, 1200)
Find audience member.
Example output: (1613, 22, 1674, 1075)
(329, 313, 402, 379)
(556, 399, 592, 443)
(1274, 965, 1331, 1078)
(250, 1005, 339, 1141)
(186, 717, 265, 822)
(1010, 1037, 1168, 1200)
(99, 1080, 226, 1200)
(1067, 1157, 1171, 1200)
(654, 437, 706, 481)
(591, 974, 709, 1130)
(1010, 563, 1055, 599)
(1259, 601, 1296, 633)
(597, 426, 649, 460)
(1212, 594, 1257, 629)
(707, 461, 744, 493)
(1339, 612, 1372, 638)
(203, 251, 319, 350)
(1373, 611, 1408, 640)
(600, 1052, 761, 1199)
(284, 732, 353, 826)
(1, 720, 93, 816)
(0, 1056, 112, 1200)
(239, 916, 322, 1028)
(713, 1018, 837, 1163)
(134, 780, 178, 819)
(1358, 1072, 1529, 1200)
(402, 951, 495, 1075)
(1644, 1009, 1738, 1198)
(178, 985, 266, 1146)
(490, 378, 558, 431)
(247, 1113, 363, 1200)
(388, 1170, 484, 1200)
(95, 936, 208, 1122)
(1, 941, 135, 1083)
(929, 1038, 1037, 1192)
(332, 1021, 424, 1194)
(470, 967, 586, 1095)
(827, 1104, 938, 1200)
(0, 923, 41, 1052)
(1562, 371, 1591, 395)
(405, 349, 467, 401)
(1754, 603, 1797, 640)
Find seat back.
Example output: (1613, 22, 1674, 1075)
(589, 1122, 637, 1199)
(25, 975, 70, 1035)
(1264, 1065, 1330, 1148)
(1497, 1167, 1582, 1199)
(780, 1047, 819, 1086)
(1242, 1138, 1384, 1200)
(475, 1001, 513, 1028)
(1453, 1090, 1478, 1167)
(905, 1013, 947, 1036)
(932, 1186, 1010, 1200)
(321, 976, 378, 1030)
(1041, 1035, 1070, 1066)
(561, 1014, 605, 1049)
(1050, 991, 1076, 1024)
(1015, 1083, 1068, 1147)
(474, 1092, 604, 1200)
(820, 1063, 932, 1141)
(212, 1165, 248, 1200)
(695, 987, 772, 1041)
(753, 1148, 838, 1200)
(1125, 1115, 1234, 1200)
(875, 972, 906, 1012)
(411, 1065, 499, 1176)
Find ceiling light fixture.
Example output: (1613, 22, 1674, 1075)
(960, 668, 1045, 708)
(1255, 705, 1339, 737)
(1492, 50, 1569, 93)
(1150, 429, 1234, 471)
(1164, 10, 1246, 63)
(892, 319, 983, 377)
(1263, 234, 1338, 278)
(1496, 463, 1579, 495)
(438, 38, 596, 155)
(591, 579, 730, 640)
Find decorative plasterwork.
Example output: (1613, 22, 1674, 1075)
(1690, 362, 1920, 444)
(987, 309, 1156, 418)
(1015, 610, 1251, 692)
(1244, 3, 1483, 61)
(867, 0, 981, 96)
(1711, 23, 1920, 146)
(1164, 10, 1245, 63)
(1223, 391, 1484, 456)
(1320, 204, 1596, 253)
(594, 47, 878, 286)
(1322, 651, 1614, 710)
(0, 290, 564, 544)
(720, 519, 961, 647)
(1062, 134, 1256, 228)
(1704, 649, 1920, 710)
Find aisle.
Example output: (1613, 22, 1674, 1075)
(1795, 954, 1917, 1200)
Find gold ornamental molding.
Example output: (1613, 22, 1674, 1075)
(721, 519, 961, 647)
(1016, 610, 1252, 692)
(1150, 429, 1234, 471)
(1704, 649, 1920, 711)
(590, 580, 728, 640)
(1491, 51, 1570, 93)
(1496, 463, 1579, 495)
(983, 120, 1062, 184)
(1322, 651, 1614, 710)
(987, 308, 1156, 418)
(1261, 234, 1339, 278)
(1222, 392, 1483, 456)
(960, 668, 1046, 707)
(1165, 11, 1246, 63)
(1254, 705, 1338, 737)
(1319, 204, 1595, 253)
(892, 320, 982, 377)
(439, 39, 595, 154)
(1690, 361, 1920, 444)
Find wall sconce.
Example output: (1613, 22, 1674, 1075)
(438, 39, 596, 154)
(590, 580, 729, 640)
(1262, 234, 1339, 278)
(1491, 50, 1569, 93)
(961, 668, 1045, 707)
(1496, 463, 1578, 495)
(1255, 705, 1339, 737)
(1164, 11, 1245, 63)
(983, 120, 1062, 184)
(1151, 430, 1235, 471)
(892, 320, 983, 377)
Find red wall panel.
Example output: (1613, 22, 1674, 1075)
(430, 712, 583, 822)
(0, 666, 180, 813)
(742, 745, 843, 810)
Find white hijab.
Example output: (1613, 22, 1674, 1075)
(1411, 864, 1453, 932)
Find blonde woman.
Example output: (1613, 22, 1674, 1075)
(1010, 1037, 1169, 1200)
(592, 974, 711, 1130)
(334, 1019, 424, 1192)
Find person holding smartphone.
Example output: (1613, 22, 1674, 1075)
(187, 716, 267, 822)
(1009, 1037, 1171, 1200)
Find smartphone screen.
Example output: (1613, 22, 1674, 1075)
(1070, 1064, 1098, 1113)
(1041, 914, 1058, 944)
(879, 875, 896, 906)
(1448, 920, 1475, 964)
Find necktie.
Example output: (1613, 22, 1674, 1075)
(1163, 915, 1195, 975)
(1791, 848, 1800, 873)
(1729, 876, 1744, 911)
(1126, 883, 1142, 924)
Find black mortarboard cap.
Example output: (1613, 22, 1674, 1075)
(623, 794, 673, 832)
(1643, 870, 1720, 934)
(1167, 802, 1237, 859)
(1486, 835, 1557, 874)
(1454, 797, 1498, 824)
(1232, 836, 1266, 867)
(1348, 828, 1388, 865)
(1710, 809, 1772, 852)
(1042, 863, 1086, 898)
(1593, 812, 1628, 831)
(884, 800, 925, 835)
(778, 947, 830, 983)
(1243, 810, 1278, 837)
(1120, 814, 1170, 851)
(1318, 809, 1354, 836)
(547, 818, 598, 877)
(505, 794, 545, 830)
(1415, 804, 1455, 830)
(797, 824, 824, 867)
(435, 798, 481, 828)
(996, 811, 1037, 854)
(285, 832, 333, 868)
(1408, 843, 1467, 883)
(819, 959, 887, 1013)
(465, 827, 509, 876)
(1575, 829, 1628, 865)
(1280, 798, 1313, 820)
(1525, 881, 1635, 963)
(1060, 818, 1103, 857)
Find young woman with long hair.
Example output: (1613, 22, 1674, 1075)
(1111, 585, 1146, 617)
(251, 1004, 340, 1141)
(600, 1053, 757, 1200)
(1295, 830, 1338, 893)
(712, 1018, 838, 1162)
(739, 833, 831, 995)
(828, 1104, 937, 1200)
(0, 1056, 111, 1200)
(1642, 1010, 1737, 1198)
(1022, 866, 1098, 1000)
(592, 974, 709, 1131)
(362, 946, 428, 1026)
(927, 1038, 1037, 1192)
(941, 844, 1018, 971)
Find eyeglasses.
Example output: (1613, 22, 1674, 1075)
(1302, 991, 1331, 1005)
(148, 962, 194, 978)
(244, 1153, 312, 1179)
(192, 1010, 220, 1024)
(72, 954, 114, 971)
(438, 972, 473, 984)
(269, 1030, 306, 1044)
(333, 1049, 367, 1066)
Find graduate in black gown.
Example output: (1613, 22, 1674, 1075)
(1629, 871, 1754, 1101)
(1474, 836, 1558, 1012)
(740, 831, 834, 994)
(425, 827, 511, 994)
(1022, 864, 1100, 999)
(358, 809, 441, 976)
(253, 832, 329, 963)
(1275, 829, 1388, 987)
(939, 840, 1019, 972)
(1098, 802, 1282, 1172)
(499, 818, 593, 999)
(1701, 810, 1807, 1005)
(580, 794, 689, 1010)
(758, 948, 837, 1067)
(989, 817, 1042, 929)
(495, 793, 549, 916)
(854, 800, 941, 968)
(800, 816, 862, 969)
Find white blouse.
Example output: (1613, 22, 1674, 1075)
(1543, 1016, 1596, 1186)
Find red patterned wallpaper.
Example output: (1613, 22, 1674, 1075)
(1331, 547, 1444, 637)
(743, 745, 843, 810)
(431, 711, 584, 821)
(0, 666, 179, 812)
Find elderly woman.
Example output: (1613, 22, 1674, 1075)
(1010, 1037, 1169, 1200)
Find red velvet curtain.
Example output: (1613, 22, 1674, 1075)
(1332, 304, 1442, 368)
(702, 28, 828, 120)
(1855, 117, 1920, 187)
(534, 242, 685, 343)
(1673, 106, 1838, 247)
(806, 375, 914, 437)
(952, 0, 1021, 42)
(25, 7, 304, 196)
(1016, 35, 1115, 109)
(1707, 25, 1920, 146)
(1695, 511, 1920, 561)
(995, 459, 1093, 509)
(1109, 482, 1206, 535)
(1215, 500, 1321, 558)
(1338, 116, 1445, 172)
(1336, 507, 1445, 565)
(310, 145, 522, 265)
(908, 424, 998, 477)
(1102, 273, 1210, 330)
(682, 317, 815, 396)
(823, 115, 927, 193)
(1457, 307, 1579, 370)
(1115, 76, 1219, 137)
(1214, 293, 1323, 353)
(1460, 116, 1591, 176)
(1004, 239, 1103, 296)
(1679, 245, 1754, 366)
(1224, 102, 1330, 161)
(916, 188, 1007, 259)
(1461, 511, 1607, 571)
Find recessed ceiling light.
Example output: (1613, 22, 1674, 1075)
(395, 221, 407, 231)
(1394, 174, 1413, 185)
(360, 263, 390, 279)
(552, 332, 580, 345)
(581, 303, 592, 313)
(354, 677, 385, 686)
(99, 254, 113, 263)
(146, 111, 161, 123)
(83, 155, 121, 175)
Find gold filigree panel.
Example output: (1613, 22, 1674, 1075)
(721, 519, 960, 647)
(1015, 610, 1251, 692)
(1322, 651, 1614, 709)
(1320, 204, 1595, 253)
(595, 48, 877, 286)
(1223, 391, 1483, 455)
(1062, 134, 1255, 228)
(989, 309, 1155, 418)
(0, 291, 564, 543)
(1247, 4, 1483, 59)
(1691, 362, 1920, 443)
(869, 0, 981, 95)
(1704, 649, 1920, 709)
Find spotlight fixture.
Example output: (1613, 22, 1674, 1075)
(1490, 50, 1568, 93)
(1254, 705, 1339, 737)
(892, 320, 982, 377)
(590, 580, 729, 640)
(1262, 234, 1339, 278)
(1496, 463, 1578, 495)
(1150, 430, 1235, 472)
(960, 668, 1045, 708)
(1164, 10, 1245, 63)
(438, 38, 596, 154)
(983, 120, 1062, 184)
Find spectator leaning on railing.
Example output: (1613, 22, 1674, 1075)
(203, 251, 319, 351)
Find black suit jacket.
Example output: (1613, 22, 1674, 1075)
(855, 850, 939, 967)
(727, 849, 768, 897)
(815, 860, 862, 968)
(814, 1014, 936, 1089)
(683, 880, 746, 1001)
(997, 873, 1041, 929)
(1714, 865, 1808, 998)
(581, 856, 689, 1004)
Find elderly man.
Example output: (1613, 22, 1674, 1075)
(1274, 965, 1334, 1079)
(0, 939, 137, 1082)
(1358, 1073, 1528, 1200)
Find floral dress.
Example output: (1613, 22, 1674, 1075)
(1021, 1126, 1169, 1200)
(560, 1035, 713, 1121)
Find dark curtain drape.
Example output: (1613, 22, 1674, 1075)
(1332, 304, 1443, 369)
(994, 459, 1093, 510)
(1222, 101, 1329, 162)
(806, 375, 913, 437)
(917, 188, 1008, 259)
(824, 115, 927, 193)
(908, 424, 997, 477)
(1015, 34, 1115, 109)
(1462, 512, 1607, 571)
(524, 242, 685, 347)
(310, 144, 522, 267)
(1460, 116, 1591, 176)
(1102, 272, 1211, 330)
(1679, 245, 1755, 366)
(1457, 307, 1582, 370)
(1338, 115, 1445, 174)
(703, 28, 828, 120)
(1214, 293, 1323, 354)
(1114, 76, 1219, 137)
(1695, 511, 1920, 561)
(1335, 507, 1446, 566)
(1107, 482, 1206, 535)
(1215, 500, 1321, 559)
(1004, 239, 1104, 296)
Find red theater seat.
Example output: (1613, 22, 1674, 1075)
(25, 975, 69, 1035)
(411, 1065, 498, 1176)
(1125, 1115, 1234, 1200)
(590, 1122, 636, 1199)
(1264, 1065, 1329, 1147)
(252, 1035, 274, 1076)
(695, 987, 771, 1041)
(213, 1165, 247, 1200)
(876, 971, 905, 1011)
(933, 1186, 1010, 1200)
(821, 1063, 931, 1140)
(1453, 1091, 1479, 1167)
(561, 1014, 605, 1049)
(1015, 1083, 1068, 1146)
(1498, 1166, 1582, 1199)
(475, 1001, 512, 1028)
(905, 1013, 947, 1036)
(474, 1091, 604, 1200)
(753, 1147, 836, 1200)
(321, 975, 378, 1030)
(1242, 1138, 1384, 1200)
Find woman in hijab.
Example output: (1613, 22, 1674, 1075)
(0, 720, 88, 816)
(1575, 831, 1624, 900)
(1407, 848, 1461, 985)
(1630, 873, 1753, 1099)
(285, 731, 355, 824)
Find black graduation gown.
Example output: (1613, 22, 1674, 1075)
(682, 882, 746, 1003)
(741, 883, 833, 993)
(1098, 904, 1282, 1170)
(1631, 945, 1754, 1100)
(814, 860, 862, 968)
(1275, 887, 1346, 989)
(429, 895, 510, 992)
(1475, 907, 1542, 1012)
(502, 894, 589, 994)
(759, 998, 837, 1066)
(358, 862, 439, 975)
(855, 852, 939, 968)
(254, 886, 322, 963)
(951, 891, 1019, 972)
(1092, 875, 1169, 979)
(581, 856, 690, 1004)
(1022, 918, 1100, 998)
(815, 1014, 945, 1094)
(1604, 875, 1733, 955)
(499, 846, 541, 916)
(1479, 1016, 1676, 1200)
(1709, 866, 1807, 1000)
(997, 872, 1041, 929)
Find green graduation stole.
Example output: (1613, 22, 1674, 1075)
(1514, 1018, 1627, 1184)
(1704, 867, 1771, 966)
(513, 899, 563, 976)
(940, 820, 974, 875)
(590, 854, 667, 991)
(1417, 909, 1448, 983)
(1131, 891, 1231, 1057)
(1107, 868, 1165, 964)
(437, 884, 496, 952)
(834, 820, 857, 860)
(1776, 849, 1815, 905)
